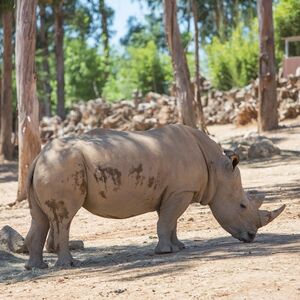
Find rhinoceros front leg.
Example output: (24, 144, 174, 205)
(171, 224, 185, 250)
(155, 192, 192, 254)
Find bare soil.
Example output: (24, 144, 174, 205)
(0, 120, 299, 300)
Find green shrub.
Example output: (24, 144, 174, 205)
(64, 38, 108, 106)
(206, 21, 259, 90)
(103, 41, 172, 102)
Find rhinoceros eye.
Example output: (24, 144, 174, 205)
(240, 203, 247, 209)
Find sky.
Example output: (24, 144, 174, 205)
(107, 0, 208, 74)
(108, 0, 150, 46)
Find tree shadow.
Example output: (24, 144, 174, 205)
(239, 149, 300, 169)
(246, 180, 300, 202)
(1, 232, 299, 284)
(0, 161, 18, 183)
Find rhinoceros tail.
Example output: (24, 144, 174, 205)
(26, 155, 43, 213)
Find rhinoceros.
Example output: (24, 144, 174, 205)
(24, 124, 285, 269)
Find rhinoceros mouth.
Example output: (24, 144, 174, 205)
(238, 231, 256, 243)
(233, 231, 256, 243)
(240, 238, 253, 243)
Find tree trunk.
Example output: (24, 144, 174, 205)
(215, 0, 225, 41)
(164, 0, 196, 128)
(191, 0, 208, 134)
(39, 3, 51, 117)
(232, 0, 240, 27)
(0, 9, 14, 161)
(16, 0, 41, 202)
(0, 69, 2, 135)
(99, 0, 110, 83)
(257, 0, 278, 132)
(54, 1, 65, 119)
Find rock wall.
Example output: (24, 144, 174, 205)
(40, 75, 300, 144)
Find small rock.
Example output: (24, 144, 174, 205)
(69, 240, 84, 251)
(114, 289, 127, 294)
(0, 225, 27, 253)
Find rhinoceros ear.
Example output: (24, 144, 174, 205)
(224, 150, 239, 169)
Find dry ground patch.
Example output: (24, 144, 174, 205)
(0, 121, 299, 299)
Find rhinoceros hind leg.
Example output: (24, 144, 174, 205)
(155, 192, 192, 254)
(46, 225, 55, 253)
(51, 219, 80, 268)
(25, 204, 50, 270)
(50, 196, 84, 268)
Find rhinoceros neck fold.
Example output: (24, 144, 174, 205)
(189, 129, 221, 206)
(196, 159, 216, 206)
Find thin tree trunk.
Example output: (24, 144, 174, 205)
(0, 69, 2, 135)
(39, 3, 51, 117)
(16, 0, 41, 202)
(164, 0, 196, 128)
(0, 9, 14, 161)
(54, 1, 65, 119)
(232, 0, 240, 27)
(99, 0, 110, 83)
(215, 0, 225, 41)
(257, 0, 278, 132)
(191, 0, 208, 134)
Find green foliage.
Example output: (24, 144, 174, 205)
(103, 41, 172, 101)
(274, 0, 300, 58)
(206, 21, 259, 90)
(0, 0, 14, 10)
(64, 38, 107, 106)
(126, 41, 166, 94)
(121, 15, 166, 50)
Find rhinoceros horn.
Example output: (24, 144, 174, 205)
(259, 204, 286, 227)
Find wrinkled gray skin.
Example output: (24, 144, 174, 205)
(24, 125, 285, 269)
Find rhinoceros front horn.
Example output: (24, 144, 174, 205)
(259, 204, 286, 227)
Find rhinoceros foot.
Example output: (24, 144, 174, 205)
(25, 260, 48, 270)
(55, 257, 81, 268)
(155, 241, 184, 254)
(172, 240, 185, 250)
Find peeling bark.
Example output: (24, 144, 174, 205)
(257, 0, 278, 132)
(0, 9, 14, 161)
(191, 0, 208, 134)
(39, 3, 52, 118)
(16, 0, 41, 201)
(164, 0, 196, 128)
(54, 1, 65, 119)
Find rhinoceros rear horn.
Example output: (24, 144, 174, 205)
(247, 190, 265, 209)
(259, 204, 286, 227)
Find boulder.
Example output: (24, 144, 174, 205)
(248, 139, 281, 159)
(132, 115, 150, 131)
(0, 225, 27, 253)
(232, 144, 250, 161)
(69, 240, 84, 251)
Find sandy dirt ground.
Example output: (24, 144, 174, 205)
(0, 120, 299, 300)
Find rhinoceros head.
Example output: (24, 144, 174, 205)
(208, 152, 285, 243)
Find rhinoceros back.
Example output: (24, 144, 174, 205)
(74, 125, 207, 218)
